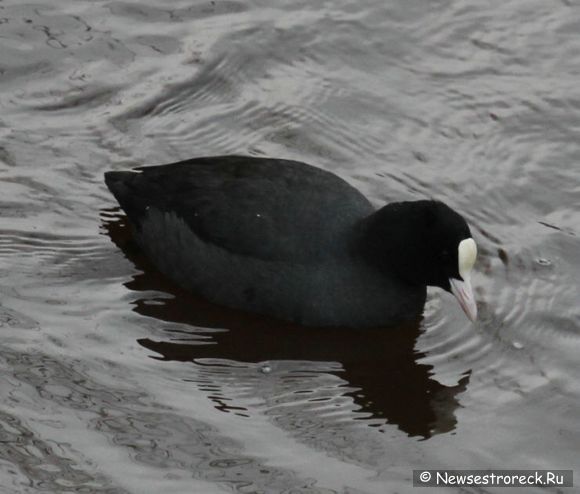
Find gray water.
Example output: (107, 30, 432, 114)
(1, 0, 579, 493)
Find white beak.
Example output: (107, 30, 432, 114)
(451, 237, 478, 322)
(449, 276, 477, 322)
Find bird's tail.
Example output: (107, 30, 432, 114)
(104, 171, 146, 225)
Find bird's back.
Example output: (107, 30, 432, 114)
(105, 156, 374, 263)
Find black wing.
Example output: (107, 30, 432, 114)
(105, 156, 374, 263)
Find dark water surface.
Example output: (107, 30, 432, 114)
(1, 0, 579, 493)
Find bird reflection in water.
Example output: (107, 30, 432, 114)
(102, 209, 470, 439)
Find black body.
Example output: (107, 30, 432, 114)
(105, 156, 470, 327)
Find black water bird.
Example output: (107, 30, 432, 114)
(105, 156, 477, 327)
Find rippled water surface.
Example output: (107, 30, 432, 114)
(1, 0, 580, 492)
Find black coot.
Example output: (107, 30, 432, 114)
(105, 156, 477, 327)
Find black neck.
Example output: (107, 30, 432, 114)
(356, 201, 436, 287)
